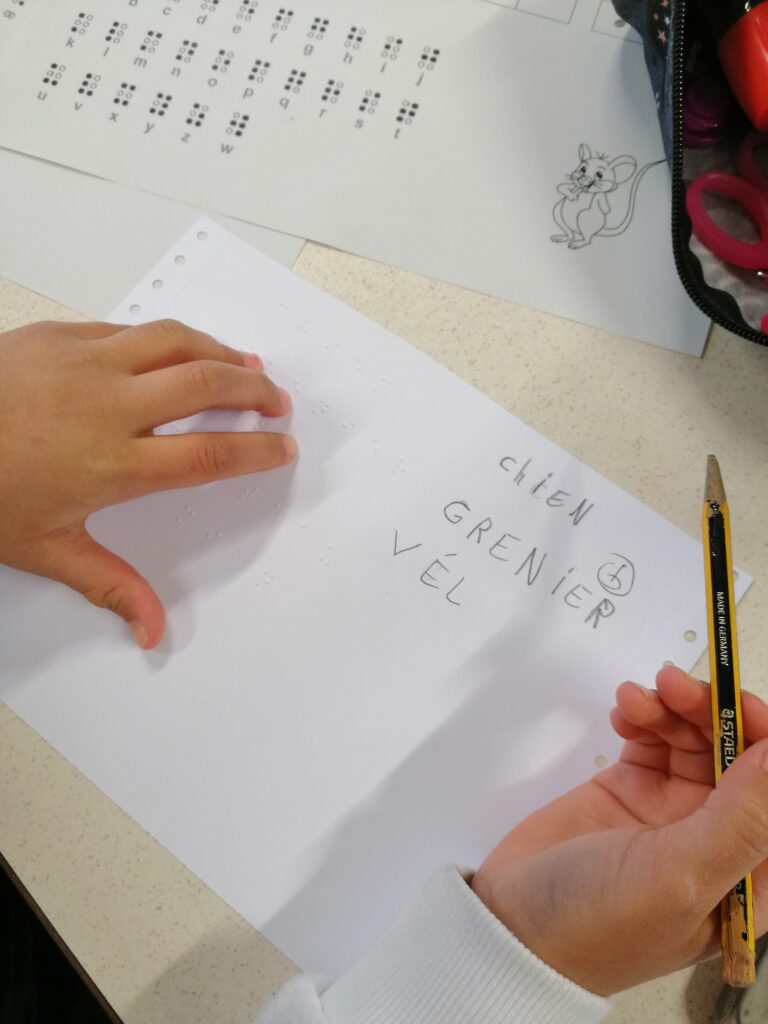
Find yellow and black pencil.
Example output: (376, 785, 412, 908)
(703, 454, 754, 987)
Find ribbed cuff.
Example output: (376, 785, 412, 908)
(321, 865, 612, 1024)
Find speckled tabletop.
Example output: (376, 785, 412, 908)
(1, 247, 767, 1024)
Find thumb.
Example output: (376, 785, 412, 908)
(36, 526, 165, 649)
(668, 739, 768, 905)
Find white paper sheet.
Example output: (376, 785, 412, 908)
(0, 4, 304, 315)
(0, 148, 305, 316)
(0, 0, 708, 352)
(0, 220, 744, 976)
(0, 0, 33, 60)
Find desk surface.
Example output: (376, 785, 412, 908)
(2, 245, 767, 1024)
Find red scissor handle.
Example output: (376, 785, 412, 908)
(686, 172, 768, 270)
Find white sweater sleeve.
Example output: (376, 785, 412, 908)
(255, 865, 612, 1024)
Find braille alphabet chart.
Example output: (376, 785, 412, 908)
(0, 0, 304, 315)
(0, 0, 707, 351)
(0, 220, 747, 976)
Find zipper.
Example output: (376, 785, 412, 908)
(669, 0, 768, 347)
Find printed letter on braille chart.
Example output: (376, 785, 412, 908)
(0, 0, 706, 352)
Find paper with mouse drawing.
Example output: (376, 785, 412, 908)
(0, 0, 707, 351)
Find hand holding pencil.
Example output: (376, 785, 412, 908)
(472, 666, 768, 996)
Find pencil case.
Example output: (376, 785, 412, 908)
(613, 0, 768, 347)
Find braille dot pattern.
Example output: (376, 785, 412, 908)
(396, 101, 419, 124)
(228, 112, 250, 137)
(248, 59, 272, 81)
(77, 72, 98, 97)
(139, 29, 162, 53)
(176, 39, 198, 61)
(359, 90, 381, 114)
(212, 49, 233, 72)
(284, 69, 307, 91)
(149, 92, 173, 116)
(113, 82, 136, 106)
(105, 20, 126, 43)
(186, 102, 207, 127)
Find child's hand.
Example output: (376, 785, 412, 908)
(0, 319, 297, 649)
(472, 665, 768, 995)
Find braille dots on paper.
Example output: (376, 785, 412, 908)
(105, 21, 127, 45)
(175, 39, 199, 63)
(248, 58, 272, 83)
(77, 72, 100, 97)
(345, 25, 366, 49)
(418, 46, 441, 69)
(381, 36, 404, 61)
(139, 29, 163, 54)
(149, 92, 173, 116)
(309, 15, 330, 39)
(237, 0, 258, 19)
(321, 79, 343, 104)
(42, 62, 66, 87)
(174, 505, 197, 526)
(284, 69, 306, 93)
(359, 89, 381, 115)
(186, 101, 208, 127)
(273, 8, 294, 30)
(396, 101, 419, 125)
(113, 82, 136, 107)
(211, 49, 234, 73)
(227, 111, 250, 137)
(70, 11, 92, 35)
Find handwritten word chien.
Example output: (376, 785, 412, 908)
(498, 454, 595, 525)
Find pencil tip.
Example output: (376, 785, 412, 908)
(705, 455, 726, 507)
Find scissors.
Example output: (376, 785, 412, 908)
(686, 131, 768, 332)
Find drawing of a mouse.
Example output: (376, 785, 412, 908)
(551, 144, 663, 249)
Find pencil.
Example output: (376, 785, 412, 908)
(702, 455, 755, 987)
